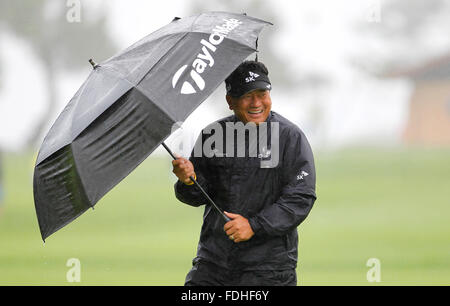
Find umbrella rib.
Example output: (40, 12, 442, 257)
(99, 55, 182, 125)
(135, 32, 190, 86)
(81, 97, 140, 150)
(132, 86, 178, 123)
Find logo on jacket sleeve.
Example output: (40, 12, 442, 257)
(296, 170, 309, 180)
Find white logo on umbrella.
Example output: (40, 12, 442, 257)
(172, 18, 242, 95)
(172, 65, 205, 94)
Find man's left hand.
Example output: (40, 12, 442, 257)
(223, 212, 254, 243)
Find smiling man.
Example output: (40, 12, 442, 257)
(172, 61, 317, 286)
(225, 62, 272, 125)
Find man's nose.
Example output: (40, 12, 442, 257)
(249, 95, 262, 107)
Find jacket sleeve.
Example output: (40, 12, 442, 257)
(249, 128, 316, 236)
(174, 133, 211, 207)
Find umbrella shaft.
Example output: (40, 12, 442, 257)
(162, 142, 230, 222)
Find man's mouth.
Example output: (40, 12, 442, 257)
(248, 109, 264, 114)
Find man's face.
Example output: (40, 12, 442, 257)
(226, 89, 272, 124)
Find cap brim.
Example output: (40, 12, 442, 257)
(232, 81, 272, 98)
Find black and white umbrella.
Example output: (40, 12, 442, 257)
(33, 11, 271, 241)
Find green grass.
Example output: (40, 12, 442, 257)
(0, 147, 449, 285)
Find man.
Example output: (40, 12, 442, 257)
(172, 61, 316, 286)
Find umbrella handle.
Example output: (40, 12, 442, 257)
(162, 142, 231, 223)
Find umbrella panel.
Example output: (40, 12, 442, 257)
(35, 88, 174, 240)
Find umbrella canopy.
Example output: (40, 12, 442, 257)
(33, 12, 271, 241)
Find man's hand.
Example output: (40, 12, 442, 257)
(172, 156, 195, 184)
(223, 212, 254, 243)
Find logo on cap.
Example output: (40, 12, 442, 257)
(245, 71, 260, 83)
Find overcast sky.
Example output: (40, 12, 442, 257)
(0, 0, 416, 152)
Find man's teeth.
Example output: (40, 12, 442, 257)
(248, 110, 263, 114)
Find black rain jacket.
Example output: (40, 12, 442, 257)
(174, 111, 316, 271)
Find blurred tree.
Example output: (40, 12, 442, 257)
(0, 0, 116, 149)
(352, 0, 450, 74)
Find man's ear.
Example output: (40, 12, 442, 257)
(226, 95, 234, 110)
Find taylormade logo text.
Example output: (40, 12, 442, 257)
(172, 18, 243, 95)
